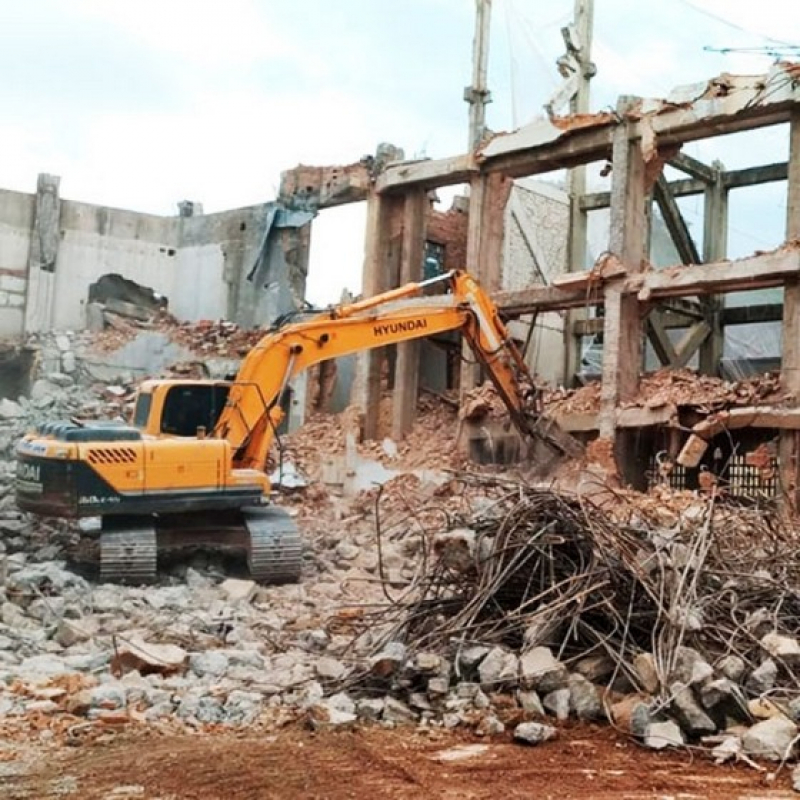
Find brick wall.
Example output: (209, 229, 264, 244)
(427, 199, 468, 271)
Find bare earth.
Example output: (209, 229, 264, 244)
(3, 723, 797, 800)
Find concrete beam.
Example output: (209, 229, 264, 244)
(669, 152, 716, 183)
(377, 155, 477, 194)
(653, 175, 701, 265)
(497, 247, 800, 315)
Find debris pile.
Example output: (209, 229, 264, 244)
(324, 477, 800, 758)
(545, 368, 785, 416)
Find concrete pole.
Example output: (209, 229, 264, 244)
(564, 0, 595, 384)
(465, 0, 492, 152)
(779, 109, 800, 507)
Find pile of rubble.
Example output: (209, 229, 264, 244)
(306, 477, 800, 765)
(545, 368, 786, 416)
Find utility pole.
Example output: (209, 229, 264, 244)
(465, 0, 492, 151)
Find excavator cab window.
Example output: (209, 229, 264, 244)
(132, 391, 152, 430)
(161, 385, 230, 437)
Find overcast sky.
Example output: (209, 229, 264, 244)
(1, 0, 798, 304)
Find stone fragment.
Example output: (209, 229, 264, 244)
(543, 688, 571, 721)
(111, 639, 187, 677)
(519, 647, 568, 693)
(356, 697, 385, 720)
(746, 659, 778, 695)
(189, 651, 229, 678)
(513, 722, 557, 746)
(711, 736, 741, 764)
(633, 652, 660, 694)
(761, 632, 800, 665)
(55, 619, 94, 649)
(670, 682, 716, 736)
(699, 679, 751, 725)
(223, 690, 263, 725)
(644, 720, 684, 750)
(748, 697, 785, 720)
(315, 657, 346, 681)
(475, 714, 504, 736)
(219, 579, 257, 604)
(478, 647, 519, 688)
(671, 647, 711, 686)
(518, 690, 545, 717)
(568, 674, 603, 721)
(742, 717, 798, 761)
(610, 694, 652, 738)
(414, 652, 442, 673)
(382, 696, 417, 724)
(717, 654, 747, 683)
(427, 677, 449, 697)
(573, 654, 614, 683)
(0, 399, 23, 419)
(369, 642, 406, 679)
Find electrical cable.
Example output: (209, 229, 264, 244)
(674, 0, 797, 48)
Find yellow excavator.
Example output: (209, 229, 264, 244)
(16, 270, 571, 584)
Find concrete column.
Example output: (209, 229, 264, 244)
(779, 109, 800, 506)
(698, 163, 727, 375)
(598, 108, 647, 467)
(459, 172, 510, 397)
(23, 174, 62, 334)
(353, 191, 403, 439)
(391, 188, 427, 440)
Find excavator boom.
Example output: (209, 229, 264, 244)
(16, 268, 575, 585)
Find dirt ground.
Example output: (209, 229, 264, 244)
(3, 723, 797, 800)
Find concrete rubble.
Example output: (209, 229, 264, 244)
(1, 328, 800, 781)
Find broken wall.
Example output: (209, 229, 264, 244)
(0, 189, 35, 337)
(503, 179, 569, 385)
(0, 174, 314, 340)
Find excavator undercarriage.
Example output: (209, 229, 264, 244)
(94, 508, 303, 584)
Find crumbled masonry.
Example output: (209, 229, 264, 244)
(1, 324, 800, 777)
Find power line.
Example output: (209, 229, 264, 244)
(674, 0, 797, 48)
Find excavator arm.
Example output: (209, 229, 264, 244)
(213, 270, 567, 471)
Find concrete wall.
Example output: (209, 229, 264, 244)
(0, 189, 35, 337)
(0, 174, 313, 339)
(503, 179, 570, 385)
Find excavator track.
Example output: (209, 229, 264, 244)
(99, 520, 158, 584)
(243, 507, 303, 584)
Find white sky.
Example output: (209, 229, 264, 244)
(1, 0, 799, 306)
